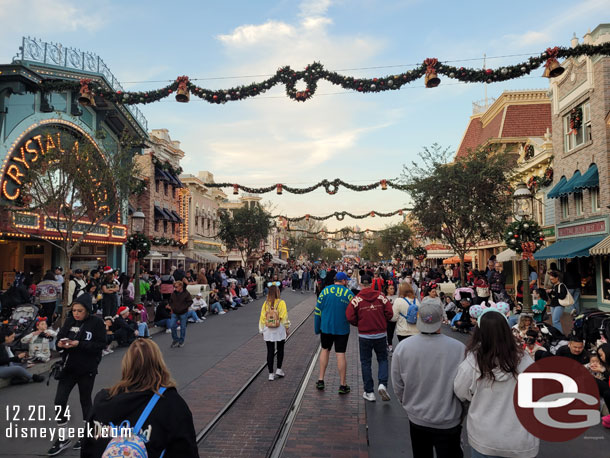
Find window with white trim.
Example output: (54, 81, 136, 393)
(574, 192, 583, 216)
(563, 101, 591, 151)
(560, 196, 569, 218)
(591, 187, 601, 213)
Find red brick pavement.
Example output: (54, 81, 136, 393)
(180, 296, 316, 433)
(282, 327, 368, 458)
(197, 312, 321, 457)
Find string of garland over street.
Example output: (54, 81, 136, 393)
(41, 43, 610, 105)
(274, 208, 410, 222)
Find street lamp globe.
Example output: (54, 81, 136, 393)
(513, 183, 533, 221)
(132, 208, 145, 233)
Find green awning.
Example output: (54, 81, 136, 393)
(573, 164, 598, 191)
(558, 171, 582, 197)
(533, 235, 606, 260)
(547, 176, 568, 199)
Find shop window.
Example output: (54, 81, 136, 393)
(4, 92, 35, 139)
(80, 106, 93, 128)
(24, 244, 45, 255)
(574, 192, 583, 216)
(50, 92, 67, 113)
(591, 187, 600, 213)
(560, 196, 569, 218)
(155, 220, 159, 231)
(603, 256, 610, 301)
(164, 183, 168, 196)
(578, 257, 596, 296)
(563, 101, 591, 152)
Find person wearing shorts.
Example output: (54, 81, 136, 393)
(314, 272, 354, 394)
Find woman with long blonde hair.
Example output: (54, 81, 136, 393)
(82, 339, 199, 457)
(259, 282, 291, 381)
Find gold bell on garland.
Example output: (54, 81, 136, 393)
(78, 78, 96, 107)
(424, 58, 440, 88)
(542, 47, 565, 78)
(175, 76, 190, 103)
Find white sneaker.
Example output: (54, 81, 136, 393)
(268, 373, 275, 381)
(378, 384, 391, 401)
(201, 317, 207, 320)
(102, 350, 110, 356)
(219, 311, 226, 315)
(275, 368, 285, 377)
(362, 392, 376, 402)
(165, 329, 171, 334)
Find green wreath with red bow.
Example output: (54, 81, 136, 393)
(504, 220, 545, 260)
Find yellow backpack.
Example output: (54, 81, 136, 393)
(265, 300, 280, 328)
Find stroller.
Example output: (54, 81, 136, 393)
(6, 303, 40, 351)
(537, 322, 568, 354)
(572, 309, 610, 349)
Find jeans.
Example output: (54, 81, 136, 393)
(358, 336, 388, 393)
(409, 421, 463, 458)
(508, 314, 519, 327)
(470, 449, 503, 458)
(551, 306, 564, 334)
(568, 288, 581, 315)
(154, 318, 171, 329)
(0, 365, 32, 381)
(170, 312, 188, 344)
(54, 372, 96, 424)
(186, 310, 200, 322)
(211, 302, 223, 313)
(137, 322, 149, 337)
(266, 340, 285, 373)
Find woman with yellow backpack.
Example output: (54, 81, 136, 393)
(259, 282, 291, 381)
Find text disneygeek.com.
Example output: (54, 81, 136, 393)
(4, 423, 133, 441)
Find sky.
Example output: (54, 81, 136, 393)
(0, 0, 608, 230)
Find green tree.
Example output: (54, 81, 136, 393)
(402, 144, 515, 283)
(320, 247, 343, 263)
(360, 239, 383, 262)
(218, 204, 272, 264)
(378, 224, 414, 260)
(304, 239, 325, 260)
(4, 129, 141, 320)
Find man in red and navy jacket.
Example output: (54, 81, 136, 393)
(346, 274, 394, 402)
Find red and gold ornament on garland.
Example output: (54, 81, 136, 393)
(175, 76, 190, 103)
(424, 58, 440, 88)
(542, 47, 565, 78)
(78, 78, 95, 107)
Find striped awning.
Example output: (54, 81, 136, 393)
(589, 235, 610, 255)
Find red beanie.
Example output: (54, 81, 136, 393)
(117, 306, 129, 316)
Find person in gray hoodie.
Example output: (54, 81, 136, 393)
(454, 309, 539, 458)
(391, 298, 466, 458)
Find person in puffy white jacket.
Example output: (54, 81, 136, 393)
(391, 282, 420, 341)
(454, 309, 539, 458)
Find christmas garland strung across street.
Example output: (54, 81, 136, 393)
(526, 167, 554, 194)
(275, 208, 410, 222)
(207, 178, 406, 195)
(504, 220, 545, 260)
(125, 233, 151, 259)
(285, 227, 382, 235)
(42, 43, 610, 105)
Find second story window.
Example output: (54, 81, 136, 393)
(591, 187, 601, 213)
(563, 101, 591, 152)
(154, 220, 159, 231)
(155, 180, 160, 193)
(164, 183, 168, 196)
(163, 221, 168, 233)
(574, 192, 583, 216)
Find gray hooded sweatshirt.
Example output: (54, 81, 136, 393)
(454, 352, 539, 457)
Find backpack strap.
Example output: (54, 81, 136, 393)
(133, 387, 167, 434)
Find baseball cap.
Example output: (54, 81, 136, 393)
(335, 272, 348, 281)
(74, 268, 83, 274)
(360, 274, 372, 285)
(416, 301, 443, 333)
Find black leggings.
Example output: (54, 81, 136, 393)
(266, 340, 285, 373)
(387, 321, 396, 346)
(40, 302, 56, 324)
(54, 372, 96, 424)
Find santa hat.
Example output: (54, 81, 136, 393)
(117, 306, 129, 316)
(103, 266, 113, 274)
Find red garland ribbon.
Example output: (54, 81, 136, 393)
(305, 214, 310, 221)
(176, 76, 189, 91)
(370, 211, 375, 217)
(521, 241, 536, 260)
(544, 47, 560, 70)
(233, 184, 239, 194)
(129, 249, 139, 260)
(79, 78, 92, 94)
(380, 179, 387, 190)
(424, 58, 438, 75)
(276, 183, 283, 194)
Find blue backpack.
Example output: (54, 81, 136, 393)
(399, 298, 418, 325)
(102, 387, 166, 458)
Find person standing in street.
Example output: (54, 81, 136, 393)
(454, 310, 539, 458)
(68, 269, 86, 304)
(48, 294, 106, 455)
(564, 261, 582, 316)
(546, 270, 569, 334)
(259, 282, 290, 380)
(314, 272, 354, 394)
(346, 274, 394, 402)
(391, 299, 465, 458)
(169, 281, 193, 348)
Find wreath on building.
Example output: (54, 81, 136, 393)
(263, 252, 273, 263)
(504, 219, 545, 260)
(569, 107, 582, 134)
(151, 236, 186, 248)
(412, 246, 427, 261)
(126, 233, 151, 259)
(526, 167, 554, 193)
(524, 144, 535, 160)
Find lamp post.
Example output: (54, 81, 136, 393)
(131, 208, 145, 304)
(513, 183, 534, 315)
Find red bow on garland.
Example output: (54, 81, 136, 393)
(423, 58, 438, 75)
(176, 76, 189, 91)
(544, 47, 560, 71)
(521, 241, 537, 260)
(79, 78, 92, 95)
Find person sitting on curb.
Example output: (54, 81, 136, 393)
(0, 326, 45, 384)
(21, 317, 57, 363)
(112, 306, 139, 346)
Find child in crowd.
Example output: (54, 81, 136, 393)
(532, 288, 548, 323)
(523, 329, 547, 360)
(587, 352, 608, 381)
(21, 317, 57, 363)
(239, 285, 251, 304)
(443, 295, 457, 321)
(102, 317, 115, 356)
(513, 314, 534, 342)
(187, 294, 205, 323)
(134, 303, 150, 337)
(190, 293, 208, 320)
